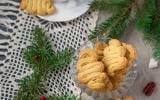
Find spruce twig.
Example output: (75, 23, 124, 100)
(89, 0, 138, 40)
(136, 0, 160, 59)
(91, 0, 134, 12)
(15, 26, 76, 100)
(89, 8, 130, 40)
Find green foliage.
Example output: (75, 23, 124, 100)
(15, 26, 75, 100)
(22, 27, 74, 71)
(89, 0, 137, 41)
(91, 0, 134, 12)
(136, 0, 160, 59)
(49, 48, 75, 70)
(89, 8, 130, 40)
(136, 0, 156, 33)
(15, 73, 45, 100)
(154, 43, 160, 59)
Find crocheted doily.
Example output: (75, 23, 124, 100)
(0, 0, 98, 99)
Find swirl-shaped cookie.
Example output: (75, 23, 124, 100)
(103, 46, 126, 57)
(103, 39, 128, 76)
(87, 72, 113, 91)
(79, 48, 98, 60)
(108, 39, 121, 46)
(94, 41, 107, 60)
(123, 43, 136, 62)
(77, 48, 113, 91)
(113, 43, 136, 74)
(77, 61, 113, 91)
(77, 62, 105, 83)
(20, 0, 56, 15)
(76, 57, 97, 71)
(103, 56, 128, 76)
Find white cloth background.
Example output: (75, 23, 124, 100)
(0, 0, 98, 99)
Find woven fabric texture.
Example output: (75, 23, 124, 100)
(0, 0, 98, 99)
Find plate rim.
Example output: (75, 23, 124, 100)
(38, 0, 92, 22)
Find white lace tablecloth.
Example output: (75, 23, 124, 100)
(0, 0, 98, 99)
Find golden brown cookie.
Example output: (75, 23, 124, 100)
(79, 48, 98, 60)
(76, 57, 97, 71)
(123, 43, 136, 61)
(112, 97, 122, 100)
(95, 40, 107, 57)
(87, 72, 113, 91)
(103, 46, 126, 58)
(20, 0, 56, 15)
(37, 0, 46, 15)
(109, 39, 121, 46)
(32, 0, 37, 14)
(103, 39, 128, 76)
(26, 0, 34, 14)
(46, 0, 56, 15)
(123, 96, 134, 100)
(20, 0, 28, 10)
(78, 61, 104, 72)
(104, 78, 113, 91)
(87, 72, 108, 91)
(103, 56, 128, 76)
(88, 73, 113, 91)
(109, 73, 124, 89)
(77, 62, 104, 83)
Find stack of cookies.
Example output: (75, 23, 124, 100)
(76, 39, 136, 91)
(20, 0, 56, 15)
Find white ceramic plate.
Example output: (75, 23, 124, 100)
(39, 0, 92, 22)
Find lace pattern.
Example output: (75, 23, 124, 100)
(0, 0, 98, 99)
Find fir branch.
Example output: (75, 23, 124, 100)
(89, 8, 130, 40)
(136, 0, 160, 59)
(89, 0, 138, 40)
(15, 26, 75, 100)
(15, 73, 45, 100)
(154, 43, 160, 59)
(91, 0, 134, 12)
(136, 0, 156, 33)
(49, 48, 75, 70)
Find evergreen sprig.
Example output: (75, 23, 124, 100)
(91, 0, 134, 12)
(89, 0, 137, 40)
(89, 8, 130, 40)
(136, 0, 160, 59)
(136, 0, 156, 33)
(15, 26, 76, 100)
(15, 73, 45, 100)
